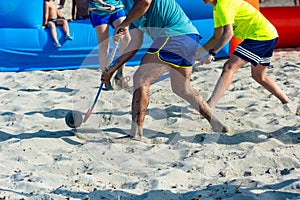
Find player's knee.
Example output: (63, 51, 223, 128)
(47, 22, 55, 28)
(223, 62, 234, 72)
(251, 72, 265, 83)
(222, 60, 240, 73)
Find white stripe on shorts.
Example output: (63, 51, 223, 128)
(260, 57, 272, 64)
(236, 46, 261, 63)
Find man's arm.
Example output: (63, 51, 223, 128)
(195, 26, 222, 60)
(93, 0, 106, 6)
(210, 24, 233, 54)
(119, 0, 152, 28)
(92, 0, 115, 11)
(197, 24, 233, 65)
(101, 28, 144, 83)
(113, 0, 152, 42)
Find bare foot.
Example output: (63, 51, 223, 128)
(103, 82, 114, 91)
(115, 76, 130, 87)
(283, 102, 298, 115)
(210, 120, 229, 133)
(115, 76, 133, 92)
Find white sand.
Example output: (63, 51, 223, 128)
(0, 49, 299, 200)
(0, 1, 299, 200)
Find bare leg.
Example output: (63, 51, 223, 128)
(47, 22, 59, 43)
(57, 19, 70, 36)
(95, 24, 113, 90)
(112, 17, 131, 87)
(131, 54, 228, 139)
(95, 24, 109, 70)
(131, 54, 169, 138)
(207, 55, 247, 107)
(169, 66, 228, 133)
(251, 64, 290, 104)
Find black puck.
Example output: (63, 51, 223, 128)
(65, 110, 83, 128)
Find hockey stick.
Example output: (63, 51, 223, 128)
(83, 40, 119, 123)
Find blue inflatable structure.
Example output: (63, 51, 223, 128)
(0, 0, 229, 72)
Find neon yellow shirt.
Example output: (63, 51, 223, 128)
(214, 0, 278, 40)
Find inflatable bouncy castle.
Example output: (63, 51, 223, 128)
(260, 6, 300, 48)
(0, 0, 230, 72)
(0, 0, 101, 71)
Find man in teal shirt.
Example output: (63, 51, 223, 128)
(101, 0, 228, 141)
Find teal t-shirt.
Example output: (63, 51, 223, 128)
(89, 0, 123, 15)
(122, 0, 199, 40)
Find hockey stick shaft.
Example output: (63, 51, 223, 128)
(83, 40, 119, 123)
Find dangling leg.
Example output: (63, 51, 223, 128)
(47, 21, 61, 48)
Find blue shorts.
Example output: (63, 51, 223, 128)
(47, 18, 58, 28)
(234, 38, 278, 67)
(49, 18, 57, 23)
(146, 34, 202, 68)
(90, 10, 126, 28)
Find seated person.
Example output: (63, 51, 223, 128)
(44, 0, 73, 48)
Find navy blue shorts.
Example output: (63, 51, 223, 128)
(90, 10, 126, 28)
(146, 34, 202, 68)
(234, 38, 278, 67)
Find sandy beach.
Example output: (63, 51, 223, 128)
(0, 1, 299, 200)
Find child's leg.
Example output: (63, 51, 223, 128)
(47, 22, 59, 43)
(56, 19, 71, 37)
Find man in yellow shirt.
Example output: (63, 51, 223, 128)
(196, 0, 291, 109)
